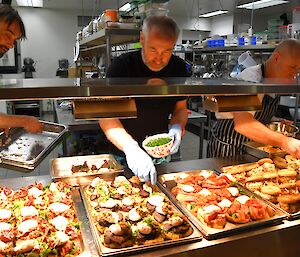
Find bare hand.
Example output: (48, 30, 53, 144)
(23, 116, 43, 133)
(281, 137, 300, 159)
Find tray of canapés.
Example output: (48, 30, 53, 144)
(51, 154, 123, 186)
(0, 177, 91, 257)
(80, 175, 202, 256)
(221, 155, 300, 218)
(157, 170, 286, 239)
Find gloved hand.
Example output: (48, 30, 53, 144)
(123, 141, 157, 184)
(168, 124, 183, 155)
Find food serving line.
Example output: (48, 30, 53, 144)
(2, 154, 300, 257)
(1, 78, 300, 256)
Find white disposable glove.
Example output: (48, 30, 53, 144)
(123, 141, 157, 184)
(168, 124, 182, 155)
(236, 65, 261, 83)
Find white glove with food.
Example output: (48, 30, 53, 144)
(123, 141, 157, 184)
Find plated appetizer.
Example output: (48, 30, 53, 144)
(0, 182, 82, 257)
(83, 176, 193, 249)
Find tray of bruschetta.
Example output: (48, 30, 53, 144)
(158, 170, 286, 239)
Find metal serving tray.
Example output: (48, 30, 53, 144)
(51, 154, 123, 186)
(158, 170, 286, 240)
(0, 175, 94, 257)
(244, 141, 286, 158)
(0, 121, 67, 171)
(221, 164, 300, 220)
(80, 179, 202, 256)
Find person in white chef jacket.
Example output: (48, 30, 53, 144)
(0, 4, 43, 134)
(207, 38, 300, 158)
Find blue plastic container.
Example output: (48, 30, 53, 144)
(238, 37, 245, 46)
(251, 36, 257, 45)
(218, 39, 225, 47)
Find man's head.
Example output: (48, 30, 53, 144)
(0, 4, 25, 57)
(266, 38, 300, 79)
(140, 15, 179, 72)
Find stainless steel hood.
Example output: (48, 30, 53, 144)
(0, 77, 298, 101)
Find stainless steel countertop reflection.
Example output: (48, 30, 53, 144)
(0, 77, 298, 100)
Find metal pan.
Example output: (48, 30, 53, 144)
(0, 175, 94, 257)
(244, 141, 286, 158)
(51, 154, 124, 186)
(80, 179, 202, 256)
(221, 163, 300, 220)
(0, 121, 67, 171)
(158, 170, 286, 240)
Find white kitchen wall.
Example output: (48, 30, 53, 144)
(210, 15, 234, 36)
(15, 7, 87, 78)
(172, 16, 211, 43)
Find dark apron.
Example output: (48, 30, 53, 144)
(207, 64, 281, 158)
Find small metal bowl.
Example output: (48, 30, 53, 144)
(267, 122, 299, 137)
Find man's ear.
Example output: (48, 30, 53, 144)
(140, 31, 144, 44)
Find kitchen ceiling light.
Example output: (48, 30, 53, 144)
(16, 0, 43, 7)
(199, 10, 229, 18)
(237, 0, 288, 10)
(119, 2, 131, 12)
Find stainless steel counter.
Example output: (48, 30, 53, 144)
(0, 77, 299, 100)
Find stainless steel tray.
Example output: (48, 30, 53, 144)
(158, 170, 286, 240)
(244, 141, 286, 158)
(51, 154, 123, 186)
(0, 121, 67, 171)
(80, 178, 202, 256)
(0, 175, 94, 257)
(221, 163, 300, 220)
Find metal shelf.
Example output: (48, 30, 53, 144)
(77, 27, 140, 73)
(193, 44, 276, 53)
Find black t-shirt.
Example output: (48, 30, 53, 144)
(106, 50, 188, 148)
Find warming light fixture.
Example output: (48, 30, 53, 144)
(237, 0, 288, 10)
(16, 0, 43, 7)
(199, 10, 229, 18)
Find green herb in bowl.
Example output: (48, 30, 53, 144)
(145, 137, 172, 147)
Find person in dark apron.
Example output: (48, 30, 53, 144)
(208, 39, 300, 158)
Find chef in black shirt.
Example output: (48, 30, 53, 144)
(99, 15, 188, 184)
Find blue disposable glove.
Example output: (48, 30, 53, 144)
(123, 141, 157, 184)
(168, 124, 182, 155)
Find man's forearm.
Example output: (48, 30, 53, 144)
(99, 118, 136, 151)
(0, 114, 27, 129)
(169, 100, 188, 128)
(233, 112, 287, 147)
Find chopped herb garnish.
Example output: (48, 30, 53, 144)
(145, 137, 172, 147)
